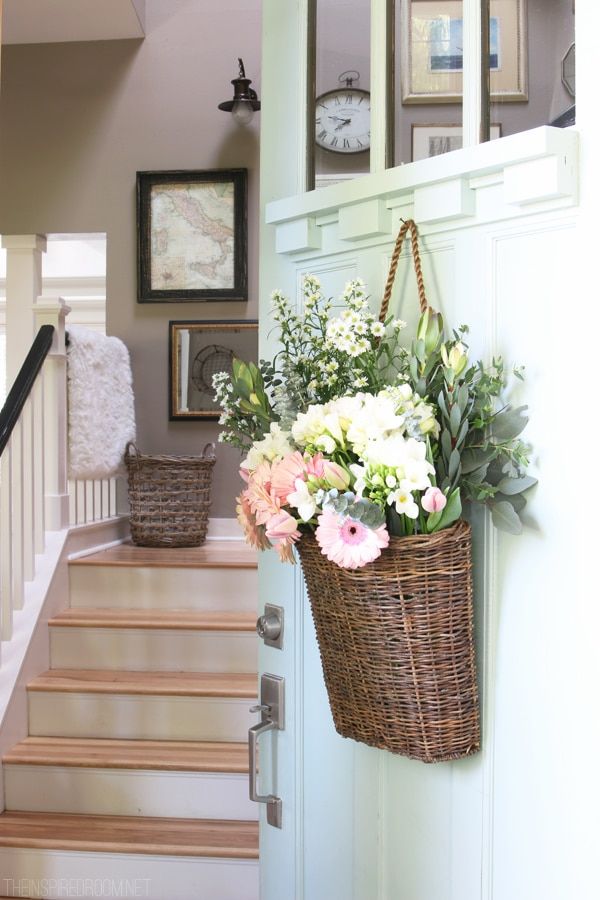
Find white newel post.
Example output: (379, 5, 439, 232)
(34, 297, 71, 532)
(1, 235, 47, 385)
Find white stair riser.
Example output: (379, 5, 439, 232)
(0, 847, 258, 900)
(4, 766, 257, 820)
(69, 566, 258, 611)
(50, 628, 257, 673)
(29, 693, 255, 742)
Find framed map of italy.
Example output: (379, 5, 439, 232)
(137, 169, 248, 302)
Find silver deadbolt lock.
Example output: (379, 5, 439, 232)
(256, 604, 284, 649)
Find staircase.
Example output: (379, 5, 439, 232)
(0, 539, 259, 900)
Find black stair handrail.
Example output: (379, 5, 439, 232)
(0, 325, 55, 457)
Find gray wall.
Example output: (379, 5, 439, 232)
(0, 0, 261, 517)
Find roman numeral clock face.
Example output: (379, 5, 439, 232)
(315, 88, 371, 154)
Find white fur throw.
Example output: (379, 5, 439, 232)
(67, 325, 136, 479)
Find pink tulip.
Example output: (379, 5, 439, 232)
(322, 461, 350, 491)
(265, 509, 301, 541)
(421, 486, 447, 513)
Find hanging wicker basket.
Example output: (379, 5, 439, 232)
(297, 219, 480, 763)
(125, 442, 216, 548)
(297, 522, 479, 762)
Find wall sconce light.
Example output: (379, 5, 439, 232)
(218, 58, 261, 125)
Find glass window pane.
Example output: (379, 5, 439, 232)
(315, 0, 371, 185)
(489, 0, 575, 137)
(395, 0, 464, 164)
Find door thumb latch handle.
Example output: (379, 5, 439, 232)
(248, 674, 284, 829)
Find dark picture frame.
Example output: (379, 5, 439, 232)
(137, 169, 248, 303)
(169, 319, 258, 421)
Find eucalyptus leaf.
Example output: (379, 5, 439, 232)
(467, 464, 489, 485)
(461, 447, 496, 474)
(490, 500, 523, 535)
(495, 492, 527, 513)
(496, 475, 537, 495)
(490, 405, 529, 443)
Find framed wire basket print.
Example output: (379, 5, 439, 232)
(169, 320, 258, 420)
(137, 169, 248, 303)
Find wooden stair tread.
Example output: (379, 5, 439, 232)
(3, 738, 249, 773)
(49, 608, 257, 631)
(0, 811, 258, 858)
(28, 670, 257, 698)
(70, 540, 257, 569)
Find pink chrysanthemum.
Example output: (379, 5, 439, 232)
(236, 492, 271, 551)
(315, 510, 389, 569)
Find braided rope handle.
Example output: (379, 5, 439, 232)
(379, 219, 429, 323)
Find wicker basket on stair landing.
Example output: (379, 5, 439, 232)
(125, 442, 216, 548)
(297, 220, 480, 764)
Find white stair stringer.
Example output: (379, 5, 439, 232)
(28, 692, 255, 741)
(68, 566, 258, 611)
(50, 627, 257, 672)
(3, 765, 257, 820)
(0, 847, 259, 900)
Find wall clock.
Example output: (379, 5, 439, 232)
(315, 71, 370, 154)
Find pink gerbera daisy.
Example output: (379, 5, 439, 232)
(270, 452, 325, 504)
(236, 492, 271, 551)
(315, 510, 389, 569)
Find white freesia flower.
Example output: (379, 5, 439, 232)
(387, 487, 419, 519)
(349, 463, 367, 498)
(242, 423, 294, 471)
(400, 457, 435, 492)
(316, 434, 336, 454)
(287, 477, 317, 522)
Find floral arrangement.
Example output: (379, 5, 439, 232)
(214, 276, 535, 569)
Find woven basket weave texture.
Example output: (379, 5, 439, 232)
(297, 520, 479, 762)
(125, 443, 215, 548)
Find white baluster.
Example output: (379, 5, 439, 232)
(86, 480, 94, 524)
(32, 375, 46, 554)
(10, 419, 25, 608)
(1, 443, 14, 640)
(94, 479, 102, 522)
(34, 297, 71, 532)
(22, 397, 35, 581)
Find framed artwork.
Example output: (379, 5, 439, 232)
(401, 0, 528, 104)
(169, 320, 258, 420)
(412, 123, 502, 160)
(137, 169, 248, 303)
